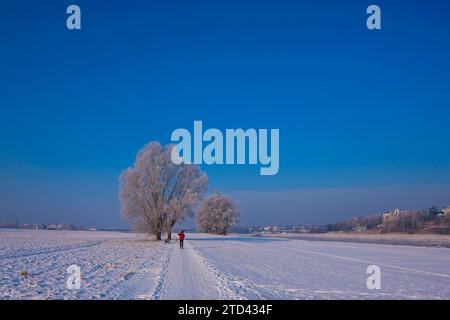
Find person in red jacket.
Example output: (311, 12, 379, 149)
(178, 230, 185, 249)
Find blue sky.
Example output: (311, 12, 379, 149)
(1, 0, 450, 227)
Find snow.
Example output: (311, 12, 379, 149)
(1, 229, 449, 300)
(0, 229, 166, 299)
(262, 232, 450, 248)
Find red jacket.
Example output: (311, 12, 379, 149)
(178, 232, 185, 241)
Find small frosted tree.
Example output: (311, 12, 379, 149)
(197, 190, 240, 235)
(119, 142, 208, 240)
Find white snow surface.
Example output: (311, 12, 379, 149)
(1, 229, 449, 300)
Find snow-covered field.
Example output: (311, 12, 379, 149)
(1, 229, 449, 300)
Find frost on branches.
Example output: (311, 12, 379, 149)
(119, 142, 208, 240)
(198, 190, 240, 235)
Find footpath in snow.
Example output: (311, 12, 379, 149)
(156, 241, 240, 300)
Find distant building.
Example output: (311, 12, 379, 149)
(46, 223, 75, 231)
(383, 208, 409, 223)
(442, 206, 450, 216)
(293, 225, 307, 233)
(353, 226, 367, 232)
(46, 224, 59, 230)
(308, 225, 328, 233)
(0, 221, 18, 228)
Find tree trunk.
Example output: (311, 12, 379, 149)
(155, 232, 162, 241)
(166, 221, 175, 240)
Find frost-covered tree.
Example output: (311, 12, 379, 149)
(197, 190, 240, 235)
(119, 142, 208, 240)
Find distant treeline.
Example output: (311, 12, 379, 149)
(324, 206, 450, 234)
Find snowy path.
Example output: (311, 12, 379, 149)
(157, 241, 240, 300)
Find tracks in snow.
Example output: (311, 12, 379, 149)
(279, 245, 450, 280)
(150, 241, 241, 300)
(0, 240, 105, 261)
(151, 244, 174, 300)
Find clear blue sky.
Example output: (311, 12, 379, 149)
(1, 0, 450, 227)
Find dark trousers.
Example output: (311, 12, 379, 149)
(179, 239, 184, 249)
